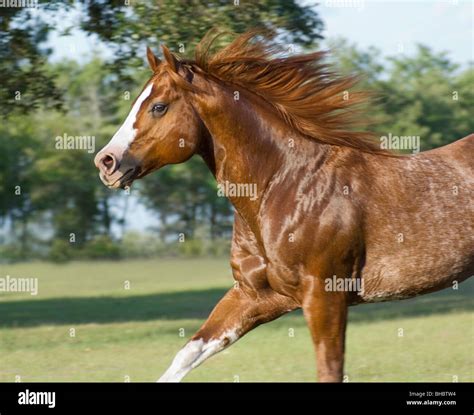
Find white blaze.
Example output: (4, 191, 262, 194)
(105, 83, 153, 155)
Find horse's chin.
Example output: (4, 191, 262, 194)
(100, 166, 139, 190)
(102, 163, 160, 189)
(107, 179, 132, 190)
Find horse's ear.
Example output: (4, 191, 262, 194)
(161, 44, 179, 73)
(146, 46, 161, 72)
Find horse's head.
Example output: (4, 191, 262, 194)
(94, 46, 203, 189)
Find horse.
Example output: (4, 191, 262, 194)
(94, 31, 474, 382)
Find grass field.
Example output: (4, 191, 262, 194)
(0, 259, 472, 382)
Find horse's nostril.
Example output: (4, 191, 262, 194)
(98, 153, 118, 174)
(103, 155, 114, 169)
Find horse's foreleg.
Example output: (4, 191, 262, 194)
(303, 283, 348, 382)
(158, 287, 296, 382)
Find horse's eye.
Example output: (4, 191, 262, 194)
(151, 103, 167, 116)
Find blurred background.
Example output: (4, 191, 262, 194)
(0, 0, 472, 382)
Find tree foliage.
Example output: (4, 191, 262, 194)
(0, 5, 472, 262)
(329, 38, 473, 150)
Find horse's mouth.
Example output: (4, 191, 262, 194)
(100, 167, 139, 189)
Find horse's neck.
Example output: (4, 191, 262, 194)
(194, 81, 324, 221)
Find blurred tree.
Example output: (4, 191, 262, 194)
(452, 68, 474, 136)
(140, 158, 233, 241)
(79, 0, 324, 82)
(0, 3, 65, 117)
(329, 38, 473, 150)
(31, 58, 123, 246)
(0, 116, 39, 257)
(0, 57, 126, 259)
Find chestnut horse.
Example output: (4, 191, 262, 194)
(94, 31, 474, 382)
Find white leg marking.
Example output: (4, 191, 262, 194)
(158, 329, 239, 382)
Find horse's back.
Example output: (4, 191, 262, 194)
(358, 134, 474, 303)
(425, 133, 474, 170)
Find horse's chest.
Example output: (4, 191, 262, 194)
(234, 253, 299, 296)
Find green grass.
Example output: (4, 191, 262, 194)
(0, 259, 472, 382)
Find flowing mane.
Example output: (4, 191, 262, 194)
(177, 30, 393, 155)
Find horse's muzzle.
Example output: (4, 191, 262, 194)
(94, 150, 138, 189)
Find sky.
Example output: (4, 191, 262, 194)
(43, 0, 473, 233)
(319, 0, 472, 65)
